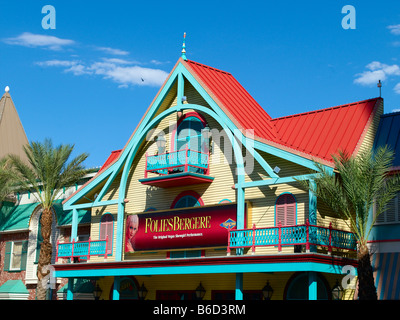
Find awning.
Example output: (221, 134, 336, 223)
(371, 252, 400, 300)
(0, 280, 29, 300)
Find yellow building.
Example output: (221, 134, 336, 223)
(53, 51, 383, 300)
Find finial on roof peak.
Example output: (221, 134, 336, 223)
(181, 32, 187, 61)
(5, 86, 9, 93)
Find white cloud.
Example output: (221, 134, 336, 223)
(95, 46, 129, 56)
(4, 32, 75, 50)
(388, 24, 400, 35)
(36, 59, 78, 67)
(393, 83, 400, 94)
(90, 63, 168, 87)
(36, 58, 168, 87)
(391, 108, 400, 113)
(354, 61, 400, 86)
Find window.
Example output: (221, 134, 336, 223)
(376, 192, 400, 224)
(4, 241, 28, 272)
(174, 196, 201, 208)
(275, 193, 296, 226)
(285, 273, 329, 300)
(100, 214, 114, 255)
(171, 191, 204, 209)
(176, 115, 205, 152)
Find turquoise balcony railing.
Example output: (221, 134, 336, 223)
(227, 221, 357, 255)
(144, 146, 210, 177)
(56, 236, 108, 262)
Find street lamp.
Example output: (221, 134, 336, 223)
(332, 279, 343, 300)
(262, 281, 273, 300)
(138, 283, 148, 300)
(93, 284, 102, 300)
(195, 282, 206, 300)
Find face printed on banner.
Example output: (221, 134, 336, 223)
(125, 214, 139, 252)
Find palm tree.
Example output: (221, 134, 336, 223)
(8, 139, 89, 300)
(0, 157, 16, 202)
(301, 146, 400, 300)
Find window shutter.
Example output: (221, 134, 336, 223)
(276, 194, 296, 226)
(20, 241, 28, 271)
(4, 242, 12, 272)
(101, 214, 113, 254)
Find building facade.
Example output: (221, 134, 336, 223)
(52, 56, 386, 300)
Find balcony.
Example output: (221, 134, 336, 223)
(139, 147, 214, 188)
(227, 221, 357, 255)
(55, 237, 108, 263)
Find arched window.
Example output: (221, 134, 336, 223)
(171, 191, 204, 209)
(285, 272, 330, 300)
(176, 113, 206, 152)
(100, 213, 114, 255)
(275, 193, 296, 226)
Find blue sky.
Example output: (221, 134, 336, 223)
(1, 0, 400, 168)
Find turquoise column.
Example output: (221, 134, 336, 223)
(66, 278, 74, 300)
(236, 186, 245, 256)
(115, 201, 125, 261)
(308, 271, 317, 300)
(308, 179, 317, 252)
(113, 276, 121, 300)
(71, 208, 78, 241)
(235, 273, 243, 300)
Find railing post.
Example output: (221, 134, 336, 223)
(227, 227, 231, 256)
(71, 238, 75, 262)
(56, 239, 59, 262)
(87, 237, 91, 261)
(184, 145, 189, 173)
(306, 219, 310, 253)
(144, 152, 148, 178)
(104, 235, 108, 259)
(328, 223, 332, 255)
(278, 221, 282, 253)
(252, 224, 256, 255)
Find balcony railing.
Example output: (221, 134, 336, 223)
(144, 147, 210, 177)
(55, 237, 108, 262)
(227, 221, 357, 255)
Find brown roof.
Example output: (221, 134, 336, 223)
(0, 91, 29, 163)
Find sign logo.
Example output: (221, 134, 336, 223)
(220, 218, 236, 230)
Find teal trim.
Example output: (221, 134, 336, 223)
(54, 258, 350, 278)
(235, 273, 243, 300)
(274, 192, 297, 226)
(235, 174, 319, 189)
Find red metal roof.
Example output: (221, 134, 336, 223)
(184, 59, 381, 164)
(271, 98, 380, 162)
(184, 60, 278, 141)
(99, 149, 122, 172)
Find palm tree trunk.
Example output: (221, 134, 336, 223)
(36, 208, 53, 300)
(357, 243, 377, 300)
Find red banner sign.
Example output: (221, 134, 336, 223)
(125, 203, 244, 252)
